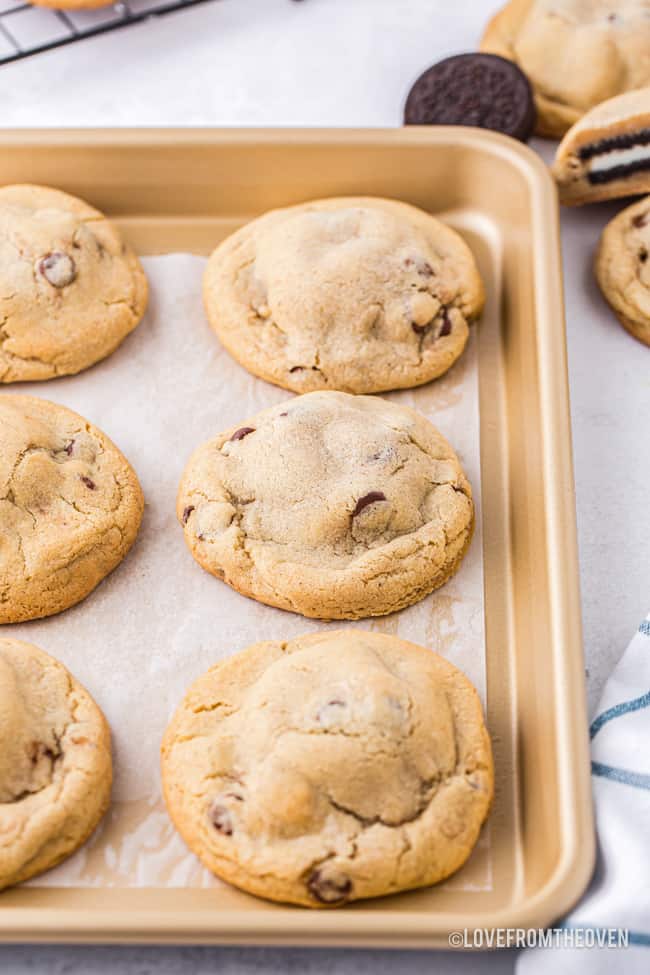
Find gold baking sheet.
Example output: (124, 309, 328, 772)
(0, 129, 594, 947)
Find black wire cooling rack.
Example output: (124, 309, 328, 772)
(0, 0, 216, 64)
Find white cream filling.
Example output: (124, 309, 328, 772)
(589, 144, 650, 174)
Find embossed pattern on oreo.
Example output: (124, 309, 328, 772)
(404, 53, 536, 142)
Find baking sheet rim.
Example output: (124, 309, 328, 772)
(0, 127, 595, 947)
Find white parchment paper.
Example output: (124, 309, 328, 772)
(6, 254, 487, 889)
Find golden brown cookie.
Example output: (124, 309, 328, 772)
(0, 394, 144, 622)
(553, 88, 650, 205)
(161, 630, 493, 907)
(177, 391, 474, 620)
(203, 197, 484, 394)
(481, 0, 650, 138)
(0, 184, 147, 382)
(0, 638, 112, 890)
(595, 194, 650, 346)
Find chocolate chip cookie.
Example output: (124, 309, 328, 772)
(481, 0, 650, 138)
(177, 391, 474, 620)
(0, 184, 147, 382)
(0, 394, 144, 622)
(553, 88, 650, 205)
(161, 629, 493, 907)
(203, 197, 484, 394)
(595, 195, 650, 346)
(0, 638, 112, 890)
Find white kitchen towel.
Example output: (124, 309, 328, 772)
(517, 614, 650, 972)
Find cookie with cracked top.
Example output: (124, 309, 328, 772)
(553, 88, 650, 205)
(0, 394, 144, 622)
(595, 194, 650, 347)
(0, 184, 147, 383)
(177, 390, 474, 620)
(404, 53, 536, 142)
(481, 0, 650, 138)
(161, 629, 493, 907)
(0, 638, 112, 890)
(202, 197, 484, 394)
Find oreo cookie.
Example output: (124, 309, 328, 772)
(404, 53, 536, 143)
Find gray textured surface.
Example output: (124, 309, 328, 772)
(0, 945, 513, 973)
(2, 0, 647, 970)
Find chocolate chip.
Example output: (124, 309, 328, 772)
(307, 868, 352, 904)
(36, 252, 77, 288)
(405, 257, 433, 277)
(208, 801, 233, 835)
(411, 320, 433, 335)
(352, 491, 387, 517)
(28, 741, 57, 765)
(230, 427, 255, 442)
(640, 248, 648, 264)
(279, 412, 289, 417)
(289, 366, 304, 373)
(64, 440, 75, 456)
(439, 309, 452, 337)
(368, 445, 394, 464)
(182, 505, 195, 524)
(634, 213, 649, 229)
(80, 475, 96, 490)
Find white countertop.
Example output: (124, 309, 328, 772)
(1, 0, 649, 971)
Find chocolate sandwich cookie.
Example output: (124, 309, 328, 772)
(404, 52, 535, 142)
(553, 88, 650, 205)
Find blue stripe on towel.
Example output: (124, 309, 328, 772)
(640, 620, 650, 636)
(590, 691, 650, 740)
(591, 761, 650, 791)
